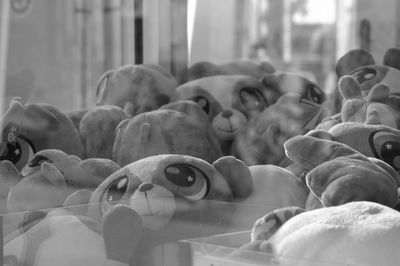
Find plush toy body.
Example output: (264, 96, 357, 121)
(0, 98, 83, 170)
(96, 64, 177, 115)
(86, 154, 252, 266)
(112, 101, 222, 166)
(253, 202, 400, 266)
(232, 93, 328, 165)
(4, 205, 142, 266)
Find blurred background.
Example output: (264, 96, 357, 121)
(0, 0, 399, 112)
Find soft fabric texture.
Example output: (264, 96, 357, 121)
(78, 105, 128, 159)
(0, 97, 83, 170)
(284, 135, 400, 209)
(86, 154, 252, 266)
(96, 64, 178, 115)
(268, 201, 400, 266)
(4, 205, 142, 266)
(232, 92, 328, 165)
(112, 101, 222, 166)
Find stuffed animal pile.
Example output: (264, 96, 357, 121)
(1, 49, 400, 266)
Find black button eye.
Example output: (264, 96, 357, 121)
(305, 84, 325, 104)
(351, 67, 377, 84)
(370, 131, 400, 171)
(239, 88, 265, 111)
(164, 164, 210, 200)
(189, 96, 210, 114)
(105, 175, 129, 203)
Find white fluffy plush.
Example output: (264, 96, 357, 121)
(269, 201, 400, 266)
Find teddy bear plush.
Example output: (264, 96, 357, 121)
(78, 105, 129, 159)
(187, 60, 276, 81)
(0, 97, 83, 171)
(83, 154, 252, 266)
(95, 64, 178, 116)
(5, 149, 120, 228)
(240, 201, 400, 266)
(172, 75, 278, 154)
(112, 100, 222, 166)
(232, 92, 328, 165)
(4, 204, 143, 266)
(284, 134, 400, 210)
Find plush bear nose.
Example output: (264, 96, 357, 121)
(138, 182, 154, 192)
(221, 110, 233, 118)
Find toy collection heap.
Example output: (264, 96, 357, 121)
(1, 49, 400, 266)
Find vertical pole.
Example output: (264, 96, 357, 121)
(171, 0, 188, 83)
(283, 0, 292, 63)
(142, 0, 159, 65)
(0, 0, 10, 114)
(121, 0, 135, 65)
(103, 0, 122, 70)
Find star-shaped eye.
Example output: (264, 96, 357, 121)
(186, 175, 194, 182)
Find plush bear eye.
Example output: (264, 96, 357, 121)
(27, 155, 53, 167)
(351, 67, 377, 84)
(305, 84, 325, 104)
(239, 88, 266, 111)
(104, 175, 129, 204)
(164, 164, 210, 200)
(189, 96, 210, 114)
(370, 130, 400, 171)
(0, 133, 35, 171)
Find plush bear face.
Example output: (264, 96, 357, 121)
(172, 75, 275, 142)
(0, 98, 83, 170)
(96, 64, 177, 115)
(112, 103, 223, 166)
(88, 155, 252, 234)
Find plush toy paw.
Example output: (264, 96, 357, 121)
(284, 135, 399, 208)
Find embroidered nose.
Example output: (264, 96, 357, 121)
(139, 182, 154, 192)
(221, 110, 233, 118)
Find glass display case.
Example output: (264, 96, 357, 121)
(1, 0, 400, 265)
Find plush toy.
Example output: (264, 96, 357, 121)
(172, 75, 278, 154)
(187, 60, 275, 81)
(112, 100, 223, 166)
(78, 105, 128, 159)
(231, 164, 309, 231)
(84, 154, 252, 266)
(4, 204, 142, 266)
(241, 201, 400, 266)
(6, 149, 120, 227)
(284, 135, 400, 209)
(232, 92, 328, 165)
(96, 64, 178, 115)
(0, 97, 83, 170)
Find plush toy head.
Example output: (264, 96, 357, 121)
(172, 75, 279, 145)
(232, 93, 328, 165)
(96, 64, 177, 115)
(263, 201, 400, 266)
(4, 205, 142, 266)
(231, 165, 308, 231)
(284, 135, 400, 209)
(7, 149, 120, 220)
(112, 101, 222, 166)
(338, 75, 400, 128)
(336, 48, 400, 97)
(187, 60, 275, 81)
(78, 105, 128, 159)
(86, 154, 252, 266)
(0, 98, 83, 170)
(306, 122, 400, 176)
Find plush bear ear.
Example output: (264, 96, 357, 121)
(96, 69, 114, 105)
(306, 129, 335, 141)
(367, 83, 390, 103)
(338, 75, 362, 99)
(79, 158, 120, 179)
(284, 135, 361, 170)
(41, 162, 66, 187)
(137, 122, 169, 157)
(212, 156, 252, 199)
(260, 73, 281, 94)
(160, 100, 210, 126)
(383, 48, 400, 71)
(335, 49, 375, 78)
